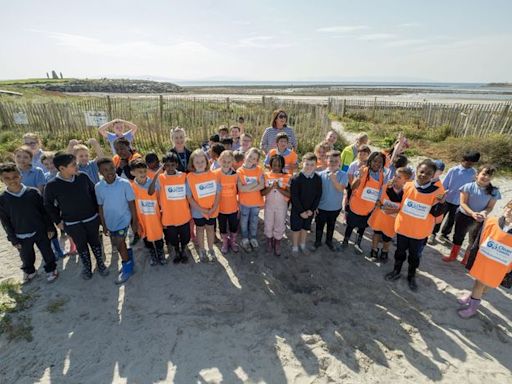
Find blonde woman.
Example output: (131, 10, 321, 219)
(169, 127, 192, 173)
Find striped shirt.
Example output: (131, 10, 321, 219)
(260, 126, 297, 153)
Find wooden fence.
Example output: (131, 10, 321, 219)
(328, 98, 512, 137)
(0, 96, 330, 154)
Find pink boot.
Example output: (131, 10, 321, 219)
(457, 293, 471, 306)
(457, 298, 480, 318)
(221, 234, 229, 254)
(229, 232, 239, 253)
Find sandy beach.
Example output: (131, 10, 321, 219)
(0, 123, 511, 384)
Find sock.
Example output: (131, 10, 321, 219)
(292, 246, 299, 252)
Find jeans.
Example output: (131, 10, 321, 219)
(240, 205, 260, 240)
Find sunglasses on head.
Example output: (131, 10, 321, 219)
(24, 141, 38, 146)
(277, 114, 287, 119)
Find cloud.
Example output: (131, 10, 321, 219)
(398, 22, 421, 28)
(317, 25, 369, 33)
(384, 39, 428, 47)
(233, 35, 295, 49)
(359, 33, 396, 41)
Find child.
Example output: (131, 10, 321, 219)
(324, 129, 338, 151)
(343, 151, 386, 254)
(186, 149, 221, 262)
(145, 153, 161, 180)
(169, 127, 192, 173)
(22, 132, 46, 172)
(368, 167, 413, 262)
(230, 125, 241, 150)
(129, 159, 166, 266)
(0, 163, 58, 283)
(204, 134, 220, 160)
(239, 133, 253, 156)
(221, 137, 233, 151)
(314, 151, 348, 251)
(261, 154, 291, 256)
(385, 159, 445, 291)
(314, 142, 329, 172)
(209, 143, 225, 171)
(290, 153, 322, 255)
(457, 200, 512, 318)
(436, 150, 480, 243)
(98, 118, 138, 154)
(41, 151, 58, 183)
(233, 150, 245, 170)
(444, 165, 501, 264)
(214, 150, 240, 254)
(44, 152, 108, 280)
(264, 132, 298, 173)
(113, 137, 142, 180)
(427, 160, 446, 244)
(237, 148, 265, 252)
(96, 157, 139, 283)
(14, 146, 46, 193)
(149, 152, 192, 263)
(218, 125, 229, 141)
(68, 138, 104, 184)
(237, 116, 245, 133)
(347, 145, 371, 185)
(340, 132, 368, 172)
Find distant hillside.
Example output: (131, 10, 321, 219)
(0, 78, 183, 93)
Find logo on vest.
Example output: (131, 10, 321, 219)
(138, 200, 156, 215)
(245, 176, 258, 185)
(196, 181, 217, 198)
(480, 236, 512, 265)
(402, 198, 430, 219)
(361, 187, 379, 202)
(165, 184, 186, 200)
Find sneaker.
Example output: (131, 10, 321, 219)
(249, 239, 259, 249)
(291, 247, 300, 256)
(440, 234, 451, 243)
(172, 255, 181, 264)
(23, 271, 37, 283)
(379, 251, 389, 264)
(354, 243, 363, 255)
(427, 234, 437, 245)
(97, 265, 110, 277)
(46, 270, 59, 283)
(407, 276, 418, 292)
(207, 249, 217, 262)
(198, 249, 208, 263)
(313, 241, 322, 249)
(340, 239, 349, 249)
(180, 250, 189, 264)
(325, 242, 335, 252)
(385, 270, 401, 281)
(370, 249, 379, 261)
(299, 244, 309, 255)
(240, 238, 251, 252)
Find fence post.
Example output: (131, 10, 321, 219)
(106, 95, 112, 119)
(372, 97, 377, 120)
(341, 99, 346, 117)
(159, 95, 164, 128)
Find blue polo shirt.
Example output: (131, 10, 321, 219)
(318, 169, 348, 211)
(443, 165, 476, 205)
(95, 176, 135, 231)
(20, 166, 46, 189)
(459, 182, 501, 215)
(78, 160, 100, 185)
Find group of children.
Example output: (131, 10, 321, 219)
(0, 117, 510, 318)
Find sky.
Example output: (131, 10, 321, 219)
(1, 0, 511, 83)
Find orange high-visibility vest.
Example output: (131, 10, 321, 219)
(350, 168, 384, 216)
(237, 165, 264, 207)
(470, 217, 512, 288)
(158, 172, 191, 227)
(264, 171, 292, 202)
(368, 185, 402, 238)
(113, 152, 142, 168)
(267, 148, 298, 172)
(214, 168, 239, 214)
(187, 171, 219, 218)
(394, 182, 444, 240)
(131, 178, 163, 242)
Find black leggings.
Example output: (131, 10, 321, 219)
(316, 209, 341, 244)
(453, 211, 482, 246)
(143, 238, 164, 250)
(439, 202, 458, 236)
(164, 223, 190, 251)
(18, 231, 56, 274)
(64, 217, 101, 254)
(393, 234, 425, 277)
(344, 209, 368, 240)
(218, 212, 239, 234)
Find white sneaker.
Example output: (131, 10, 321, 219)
(23, 271, 37, 283)
(207, 249, 217, 262)
(250, 239, 259, 249)
(47, 270, 59, 283)
(241, 238, 251, 252)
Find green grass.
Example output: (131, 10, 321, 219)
(46, 297, 68, 314)
(0, 279, 36, 342)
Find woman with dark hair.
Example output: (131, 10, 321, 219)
(444, 165, 501, 264)
(259, 109, 297, 153)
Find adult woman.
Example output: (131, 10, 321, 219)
(340, 132, 368, 172)
(168, 127, 192, 173)
(260, 109, 297, 154)
(444, 165, 501, 263)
